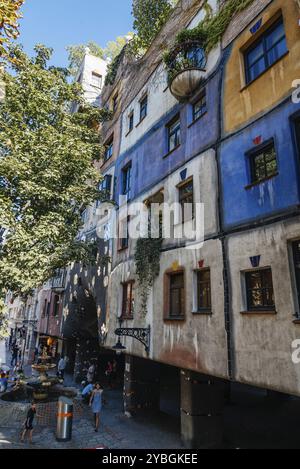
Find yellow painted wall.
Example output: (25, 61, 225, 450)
(223, 0, 300, 134)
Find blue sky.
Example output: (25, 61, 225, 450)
(19, 0, 133, 67)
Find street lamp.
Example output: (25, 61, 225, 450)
(112, 319, 151, 355)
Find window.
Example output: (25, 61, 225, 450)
(121, 282, 135, 319)
(91, 72, 102, 88)
(122, 164, 132, 199)
(128, 111, 134, 133)
(139, 95, 148, 122)
(53, 295, 60, 317)
(42, 299, 48, 317)
(292, 241, 300, 315)
(193, 90, 207, 121)
(196, 269, 211, 312)
(245, 268, 275, 311)
(245, 18, 287, 84)
(112, 94, 118, 113)
(167, 115, 181, 153)
(168, 272, 185, 318)
(248, 141, 278, 185)
(178, 179, 194, 222)
(104, 136, 113, 162)
(99, 174, 112, 201)
(119, 216, 129, 250)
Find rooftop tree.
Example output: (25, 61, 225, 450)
(0, 44, 111, 334)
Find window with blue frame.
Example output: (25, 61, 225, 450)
(99, 174, 112, 201)
(128, 111, 134, 133)
(245, 17, 287, 84)
(104, 135, 113, 162)
(167, 115, 181, 153)
(247, 140, 278, 186)
(193, 89, 207, 121)
(122, 163, 132, 199)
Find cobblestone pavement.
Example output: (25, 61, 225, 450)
(0, 342, 183, 450)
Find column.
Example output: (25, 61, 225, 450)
(181, 370, 225, 449)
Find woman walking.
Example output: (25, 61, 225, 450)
(89, 383, 103, 432)
(20, 401, 41, 444)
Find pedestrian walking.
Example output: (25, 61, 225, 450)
(0, 373, 8, 393)
(20, 402, 41, 444)
(89, 383, 103, 432)
(57, 356, 66, 380)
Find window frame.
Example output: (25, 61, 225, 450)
(139, 94, 148, 122)
(91, 72, 102, 88)
(128, 111, 134, 134)
(245, 268, 275, 312)
(122, 163, 132, 199)
(104, 135, 114, 162)
(195, 268, 212, 313)
(178, 178, 194, 223)
(245, 139, 278, 188)
(244, 17, 288, 85)
(164, 269, 185, 320)
(167, 115, 181, 154)
(121, 281, 135, 320)
(193, 89, 207, 122)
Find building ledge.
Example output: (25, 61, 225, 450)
(240, 310, 277, 316)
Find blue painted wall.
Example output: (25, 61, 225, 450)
(220, 99, 300, 229)
(113, 71, 221, 203)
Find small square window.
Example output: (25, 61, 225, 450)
(167, 116, 181, 153)
(248, 141, 278, 185)
(245, 268, 275, 311)
(193, 90, 207, 121)
(140, 95, 148, 122)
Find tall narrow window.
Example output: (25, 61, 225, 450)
(122, 164, 132, 199)
(193, 89, 207, 121)
(99, 174, 112, 201)
(245, 18, 287, 84)
(128, 111, 134, 133)
(245, 268, 275, 311)
(119, 216, 129, 250)
(121, 282, 135, 319)
(167, 115, 181, 153)
(197, 269, 211, 312)
(169, 272, 185, 318)
(248, 140, 278, 185)
(53, 295, 60, 317)
(112, 94, 118, 113)
(139, 95, 148, 122)
(104, 135, 113, 162)
(178, 179, 194, 222)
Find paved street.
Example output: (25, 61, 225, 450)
(0, 341, 182, 450)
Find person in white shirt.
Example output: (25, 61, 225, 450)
(57, 356, 66, 379)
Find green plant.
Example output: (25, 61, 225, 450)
(104, 49, 125, 86)
(163, 0, 256, 80)
(134, 237, 162, 317)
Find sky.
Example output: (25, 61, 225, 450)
(18, 0, 134, 68)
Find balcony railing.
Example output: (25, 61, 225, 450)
(51, 269, 66, 291)
(165, 41, 207, 102)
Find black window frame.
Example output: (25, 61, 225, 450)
(122, 163, 132, 199)
(246, 139, 278, 186)
(128, 111, 134, 133)
(193, 89, 207, 121)
(245, 268, 275, 312)
(53, 294, 60, 317)
(139, 95, 148, 122)
(196, 269, 212, 312)
(244, 17, 288, 85)
(121, 281, 135, 319)
(91, 72, 102, 88)
(167, 115, 181, 153)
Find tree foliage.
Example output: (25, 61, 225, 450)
(0, 0, 24, 59)
(0, 45, 110, 315)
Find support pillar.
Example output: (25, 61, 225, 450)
(180, 370, 224, 449)
(123, 355, 160, 417)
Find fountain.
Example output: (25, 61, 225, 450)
(29, 347, 58, 400)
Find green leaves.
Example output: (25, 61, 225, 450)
(0, 0, 24, 59)
(0, 45, 107, 306)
